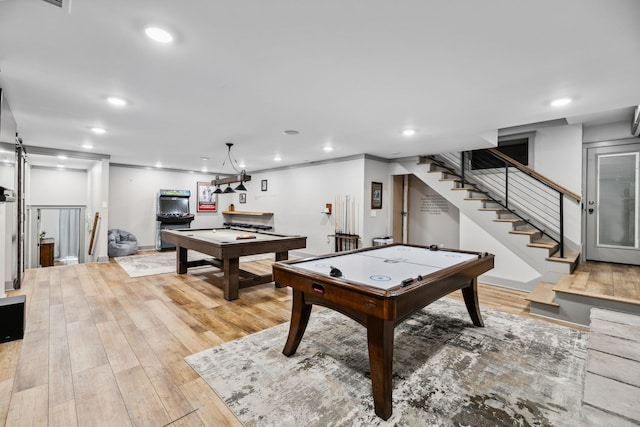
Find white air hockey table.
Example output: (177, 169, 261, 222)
(272, 243, 494, 420)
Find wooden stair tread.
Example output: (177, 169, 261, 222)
(494, 218, 523, 223)
(547, 251, 579, 262)
(478, 208, 511, 212)
(510, 229, 539, 235)
(527, 239, 558, 249)
(526, 282, 559, 306)
(554, 274, 574, 290)
(464, 197, 494, 201)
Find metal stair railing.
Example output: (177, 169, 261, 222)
(425, 149, 581, 258)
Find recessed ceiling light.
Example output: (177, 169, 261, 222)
(145, 26, 174, 43)
(57, 155, 67, 159)
(57, 165, 65, 169)
(550, 98, 572, 107)
(238, 162, 246, 168)
(91, 127, 106, 134)
(201, 167, 207, 172)
(200, 157, 209, 161)
(283, 130, 300, 136)
(82, 143, 94, 149)
(391, 151, 401, 155)
(323, 146, 333, 152)
(107, 97, 127, 107)
(274, 155, 282, 161)
(155, 162, 162, 168)
(402, 129, 417, 137)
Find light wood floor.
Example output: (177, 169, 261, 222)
(0, 256, 588, 426)
(558, 261, 640, 303)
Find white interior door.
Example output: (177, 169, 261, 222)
(585, 143, 640, 264)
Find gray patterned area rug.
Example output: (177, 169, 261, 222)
(185, 298, 587, 427)
(114, 251, 273, 277)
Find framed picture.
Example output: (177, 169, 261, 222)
(239, 193, 246, 204)
(371, 182, 382, 209)
(261, 179, 268, 191)
(197, 181, 218, 212)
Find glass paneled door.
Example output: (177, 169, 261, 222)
(586, 143, 640, 264)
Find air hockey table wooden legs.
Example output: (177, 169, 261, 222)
(282, 278, 484, 420)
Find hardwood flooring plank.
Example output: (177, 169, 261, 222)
(138, 325, 200, 385)
(115, 365, 171, 427)
(66, 321, 109, 374)
(73, 364, 133, 427)
(14, 328, 48, 392)
(0, 340, 21, 382)
(118, 322, 167, 380)
(4, 383, 48, 426)
(49, 400, 79, 427)
(148, 372, 200, 424)
(96, 320, 140, 374)
(48, 312, 74, 406)
(0, 378, 14, 426)
(179, 377, 244, 427)
(85, 295, 117, 324)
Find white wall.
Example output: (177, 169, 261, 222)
(87, 160, 109, 262)
(109, 166, 220, 248)
(459, 213, 541, 286)
(236, 158, 366, 255)
(362, 157, 392, 247)
(0, 163, 14, 189)
(29, 167, 87, 205)
(407, 176, 460, 248)
(108, 157, 384, 256)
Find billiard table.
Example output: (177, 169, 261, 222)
(161, 227, 307, 300)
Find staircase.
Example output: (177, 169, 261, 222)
(412, 155, 579, 283)
(403, 152, 640, 325)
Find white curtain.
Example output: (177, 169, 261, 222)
(56, 208, 80, 260)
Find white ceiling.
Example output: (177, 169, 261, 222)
(1, 0, 639, 173)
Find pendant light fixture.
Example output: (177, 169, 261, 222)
(211, 143, 250, 194)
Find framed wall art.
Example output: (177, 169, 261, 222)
(197, 181, 218, 212)
(371, 181, 382, 209)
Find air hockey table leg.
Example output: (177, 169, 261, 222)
(367, 316, 394, 420)
(461, 277, 484, 327)
(282, 289, 312, 356)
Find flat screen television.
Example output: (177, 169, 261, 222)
(159, 197, 189, 214)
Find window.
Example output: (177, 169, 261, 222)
(471, 134, 533, 169)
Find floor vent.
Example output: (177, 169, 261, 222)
(42, 0, 63, 7)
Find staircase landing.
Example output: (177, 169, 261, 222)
(527, 261, 640, 325)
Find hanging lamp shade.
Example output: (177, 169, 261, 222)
(213, 186, 223, 194)
(234, 182, 247, 191)
(223, 184, 236, 194)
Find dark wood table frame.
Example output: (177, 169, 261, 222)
(272, 244, 494, 420)
(162, 228, 307, 300)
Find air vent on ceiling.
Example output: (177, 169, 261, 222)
(42, 0, 63, 7)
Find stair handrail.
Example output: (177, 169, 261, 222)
(430, 149, 579, 259)
(486, 148, 581, 202)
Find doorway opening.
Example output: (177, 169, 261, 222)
(27, 206, 87, 268)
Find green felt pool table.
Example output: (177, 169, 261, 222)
(161, 227, 307, 300)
